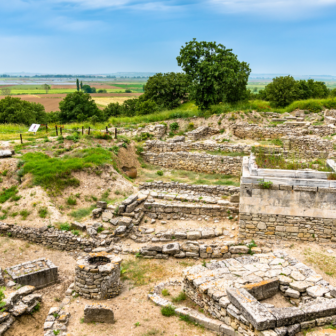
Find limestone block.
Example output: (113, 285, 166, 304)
(162, 243, 180, 255)
(271, 307, 306, 327)
(229, 246, 249, 254)
(119, 217, 132, 227)
(96, 201, 107, 209)
(306, 285, 329, 298)
(285, 288, 300, 299)
(83, 304, 114, 323)
(187, 231, 201, 240)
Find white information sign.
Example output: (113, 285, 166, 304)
(28, 124, 40, 132)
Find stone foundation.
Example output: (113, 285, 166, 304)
(143, 151, 242, 175)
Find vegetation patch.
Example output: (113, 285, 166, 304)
(20, 148, 115, 194)
(304, 248, 336, 277)
(0, 186, 19, 204)
(70, 206, 95, 219)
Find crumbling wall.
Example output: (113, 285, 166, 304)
(143, 151, 242, 175)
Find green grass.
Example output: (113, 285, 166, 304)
(38, 207, 48, 218)
(161, 305, 175, 317)
(69, 206, 95, 219)
(0, 186, 18, 203)
(20, 147, 115, 194)
(172, 291, 187, 303)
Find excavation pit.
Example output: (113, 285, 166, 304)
(88, 256, 110, 266)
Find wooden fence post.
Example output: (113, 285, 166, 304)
(60, 127, 62, 136)
(88, 127, 90, 135)
(55, 125, 58, 136)
(46, 124, 48, 133)
(20, 134, 23, 144)
(115, 127, 117, 139)
(82, 126, 84, 135)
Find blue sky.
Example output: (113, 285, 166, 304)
(1, 0, 336, 75)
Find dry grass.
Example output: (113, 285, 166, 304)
(304, 248, 336, 277)
(92, 97, 131, 106)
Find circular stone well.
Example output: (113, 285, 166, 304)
(74, 252, 122, 299)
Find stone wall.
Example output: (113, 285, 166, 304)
(282, 135, 333, 153)
(232, 123, 336, 140)
(238, 183, 336, 243)
(143, 151, 243, 175)
(144, 139, 251, 154)
(186, 126, 219, 141)
(139, 181, 240, 197)
(0, 222, 97, 251)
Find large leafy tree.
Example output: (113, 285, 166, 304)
(0, 96, 46, 125)
(143, 72, 190, 109)
(59, 91, 103, 122)
(264, 76, 298, 107)
(176, 38, 251, 110)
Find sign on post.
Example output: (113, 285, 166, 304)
(28, 124, 40, 133)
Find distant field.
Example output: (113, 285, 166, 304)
(0, 93, 142, 112)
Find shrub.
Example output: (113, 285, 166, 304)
(328, 173, 336, 180)
(161, 289, 170, 296)
(20, 210, 30, 220)
(38, 207, 48, 218)
(169, 122, 179, 131)
(259, 181, 273, 189)
(0, 96, 47, 125)
(287, 99, 323, 113)
(67, 196, 77, 205)
(161, 305, 175, 317)
(156, 170, 163, 176)
(59, 223, 71, 231)
(71, 229, 80, 236)
(172, 291, 187, 302)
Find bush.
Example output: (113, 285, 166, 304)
(286, 99, 324, 113)
(20, 210, 30, 219)
(161, 305, 175, 317)
(0, 96, 47, 125)
(156, 170, 163, 176)
(97, 89, 107, 93)
(104, 102, 123, 117)
(136, 99, 158, 116)
(59, 92, 104, 123)
(82, 85, 96, 93)
(67, 196, 77, 205)
(38, 207, 48, 218)
(0, 186, 18, 204)
(59, 223, 71, 231)
(172, 291, 187, 302)
(169, 122, 179, 131)
(259, 181, 273, 189)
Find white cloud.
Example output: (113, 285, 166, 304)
(209, 0, 336, 14)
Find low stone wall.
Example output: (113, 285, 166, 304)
(144, 139, 251, 154)
(140, 241, 266, 259)
(0, 222, 97, 251)
(139, 181, 240, 197)
(232, 123, 336, 140)
(282, 135, 333, 153)
(143, 151, 243, 175)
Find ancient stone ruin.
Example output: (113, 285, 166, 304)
(74, 252, 122, 299)
(6, 258, 58, 289)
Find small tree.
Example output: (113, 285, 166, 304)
(80, 81, 83, 90)
(76, 79, 80, 92)
(264, 76, 298, 107)
(59, 91, 104, 122)
(176, 38, 251, 110)
(43, 84, 51, 93)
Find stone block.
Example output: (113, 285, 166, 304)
(229, 246, 249, 254)
(302, 298, 336, 320)
(71, 221, 86, 231)
(306, 285, 329, 298)
(187, 231, 202, 240)
(226, 288, 276, 330)
(271, 307, 306, 327)
(118, 217, 132, 227)
(96, 201, 107, 209)
(162, 243, 180, 255)
(83, 304, 114, 323)
(243, 279, 279, 300)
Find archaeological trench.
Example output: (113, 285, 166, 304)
(2, 109, 336, 335)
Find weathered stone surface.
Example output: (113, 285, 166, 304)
(271, 307, 306, 327)
(285, 288, 300, 299)
(162, 243, 180, 255)
(226, 288, 276, 330)
(118, 217, 132, 227)
(290, 281, 311, 292)
(306, 285, 329, 298)
(229, 246, 249, 254)
(96, 201, 107, 209)
(83, 304, 114, 323)
(243, 279, 279, 300)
